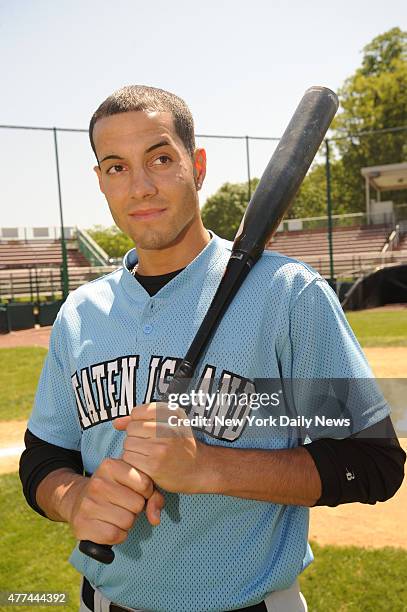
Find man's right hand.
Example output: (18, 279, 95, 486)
(68, 458, 165, 545)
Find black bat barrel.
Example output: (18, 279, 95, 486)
(169, 86, 339, 386)
(79, 85, 338, 564)
(233, 86, 339, 262)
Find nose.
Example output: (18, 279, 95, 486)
(129, 166, 158, 200)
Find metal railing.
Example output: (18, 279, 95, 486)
(2, 250, 406, 301)
(76, 227, 111, 266)
(0, 265, 117, 301)
(382, 225, 400, 253)
(276, 210, 401, 233)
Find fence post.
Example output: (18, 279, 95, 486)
(325, 138, 335, 288)
(10, 273, 14, 301)
(29, 267, 34, 302)
(34, 266, 40, 304)
(50, 269, 55, 301)
(245, 136, 251, 202)
(53, 128, 69, 300)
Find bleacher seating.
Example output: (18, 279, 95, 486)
(266, 224, 401, 276)
(0, 240, 89, 269)
(0, 224, 405, 300)
(0, 265, 115, 300)
(0, 233, 115, 300)
(396, 233, 407, 251)
(267, 225, 388, 257)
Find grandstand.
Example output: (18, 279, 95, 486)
(0, 241, 89, 269)
(0, 227, 115, 301)
(266, 209, 407, 278)
(1, 215, 406, 301)
(267, 223, 405, 277)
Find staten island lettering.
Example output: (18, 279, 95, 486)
(71, 355, 257, 441)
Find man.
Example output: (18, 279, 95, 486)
(20, 85, 405, 612)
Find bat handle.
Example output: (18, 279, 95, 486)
(77, 363, 195, 564)
(79, 540, 115, 564)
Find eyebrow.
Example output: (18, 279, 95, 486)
(99, 140, 171, 165)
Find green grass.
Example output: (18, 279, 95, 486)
(0, 473, 406, 612)
(346, 310, 407, 347)
(0, 310, 406, 609)
(0, 347, 47, 421)
(0, 309, 406, 424)
(0, 472, 80, 612)
(300, 542, 407, 611)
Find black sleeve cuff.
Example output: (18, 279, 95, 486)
(19, 429, 84, 518)
(304, 417, 405, 507)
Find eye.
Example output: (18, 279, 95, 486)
(107, 164, 126, 175)
(151, 154, 172, 166)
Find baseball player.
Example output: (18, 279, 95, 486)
(20, 85, 405, 612)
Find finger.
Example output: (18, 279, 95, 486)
(73, 516, 129, 546)
(126, 420, 177, 440)
(88, 476, 150, 514)
(123, 431, 174, 455)
(77, 497, 139, 536)
(97, 458, 153, 497)
(145, 488, 166, 526)
(129, 402, 177, 423)
(113, 416, 132, 430)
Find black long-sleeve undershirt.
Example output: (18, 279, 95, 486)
(19, 416, 405, 516)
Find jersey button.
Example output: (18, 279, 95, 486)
(143, 324, 153, 334)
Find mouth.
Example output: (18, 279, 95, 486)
(128, 208, 167, 221)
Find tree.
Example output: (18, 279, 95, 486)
(201, 179, 259, 239)
(332, 27, 407, 211)
(87, 225, 133, 258)
(289, 159, 353, 219)
(202, 29, 407, 228)
(201, 162, 352, 234)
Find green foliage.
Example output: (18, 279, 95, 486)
(291, 159, 353, 218)
(0, 347, 47, 421)
(87, 225, 133, 258)
(0, 472, 80, 611)
(201, 179, 259, 240)
(332, 27, 407, 211)
(359, 27, 406, 78)
(204, 29, 407, 224)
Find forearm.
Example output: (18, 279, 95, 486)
(200, 445, 321, 506)
(36, 468, 88, 523)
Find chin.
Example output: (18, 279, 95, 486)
(133, 229, 180, 251)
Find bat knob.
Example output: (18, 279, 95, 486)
(79, 540, 115, 564)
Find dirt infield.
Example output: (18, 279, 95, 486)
(0, 420, 26, 476)
(309, 438, 407, 549)
(1, 324, 406, 549)
(1, 325, 406, 377)
(0, 326, 52, 349)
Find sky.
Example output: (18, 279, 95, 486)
(0, 0, 406, 230)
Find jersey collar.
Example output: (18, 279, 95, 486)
(120, 231, 231, 304)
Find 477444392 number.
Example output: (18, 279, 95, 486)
(0, 592, 68, 606)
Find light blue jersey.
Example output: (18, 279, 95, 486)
(28, 233, 389, 612)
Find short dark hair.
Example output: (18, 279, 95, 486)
(89, 85, 195, 161)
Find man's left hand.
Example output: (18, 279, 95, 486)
(114, 402, 209, 494)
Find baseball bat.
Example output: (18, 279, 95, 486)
(79, 85, 339, 564)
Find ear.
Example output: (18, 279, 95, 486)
(193, 148, 206, 191)
(93, 165, 105, 194)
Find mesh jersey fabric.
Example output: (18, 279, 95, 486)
(28, 233, 390, 612)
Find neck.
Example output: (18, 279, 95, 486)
(135, 223, 211, 276)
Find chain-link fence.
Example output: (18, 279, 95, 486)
(0, 122, 406, 299)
